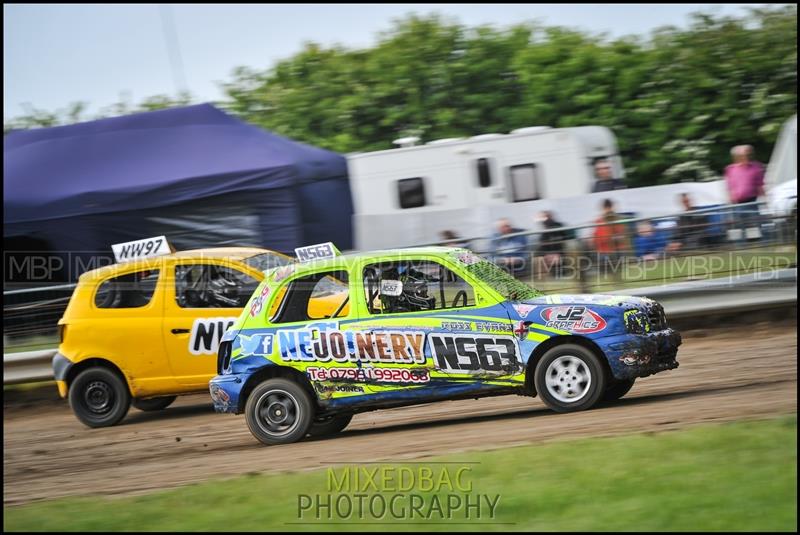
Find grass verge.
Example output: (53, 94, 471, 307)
(4, 415, 797, 532)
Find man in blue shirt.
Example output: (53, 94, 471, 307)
(490, 218, 529, 272)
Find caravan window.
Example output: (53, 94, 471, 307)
(509, 164, 541, 202)
(397, 177, 426, 209)
(476, 158, 492, 188)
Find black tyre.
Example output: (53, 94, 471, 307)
(132, 395, 177, 412)
(245, 378, 315, 445)
(602, 378, 636, 402)
(534, 344, 607, 413)
(308, 414, 352, 438)
(68, 367, 131, 428)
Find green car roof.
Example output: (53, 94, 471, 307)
(285, 246, 471, 274)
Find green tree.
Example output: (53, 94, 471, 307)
(6, 7, 796, 187)
(4, 92, 193, 133)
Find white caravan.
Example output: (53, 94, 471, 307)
(765, 114, 797, 189)
(347, 126, 727, 250)
(764, 114, 797, 218)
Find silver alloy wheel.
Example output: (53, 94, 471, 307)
(545, 355, 592, 403)
(254, 389, 300, 437)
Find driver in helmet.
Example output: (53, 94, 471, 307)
(180, 265, 241, 308)
(205, 265, 241, 307)
(379, 264, 436, 313)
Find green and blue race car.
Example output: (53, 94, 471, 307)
(210, 244, 681, 445)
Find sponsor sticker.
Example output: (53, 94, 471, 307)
(442, 321, 472, 331)
(512, 304, 536, 318)
(540, 306, 606, 334)
(209, 384, 231, 408)
(380, 279, 403, 297)
(307, 366, 430, 384)
(513, 321, 530, 340)
(189, 317, 236, 355)
(429, 333, 521, 374)
(238, 333, 275, 357)
(475, 321, 512, 333)
(249, 285, 271, 317)
(455, 252, 482, 265)
(624, 309, 650, 333)
(443, 321, 512, 333)
(279, 327, 427, 365)
(314, 383, 365, 394)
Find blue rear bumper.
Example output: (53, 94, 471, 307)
(209, 373, 248, 414)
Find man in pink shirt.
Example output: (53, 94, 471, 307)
(724, 145, 766, 242)
(725, 145, 765, 204)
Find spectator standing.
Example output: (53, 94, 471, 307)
(534, 211, 568, 277)
(725, 145, 766, 204)
(591, 159, 626, 193)
(490, 218, 529, 272)
(724, 145, 765, 242)
(633, 221, 665, 261)
(667, 193, 709, 252)
(593, 199, 627, 276)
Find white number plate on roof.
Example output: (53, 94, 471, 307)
(294, 242, 339, 262)
(112, 236, 171, 262)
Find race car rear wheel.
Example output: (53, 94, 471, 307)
(245, 379, 314, 445)
(132, 395, 177, 412)
(69, 367, 131, 428)
(534, 344, 606, 413)
(602, 378, 636, 402)
(308, 414, 353, 438)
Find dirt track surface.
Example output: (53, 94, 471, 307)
(4, 321, 797, 506)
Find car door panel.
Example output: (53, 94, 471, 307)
(162, 261, 258, 387)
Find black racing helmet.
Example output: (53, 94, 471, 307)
(205, 265, 241, 307)
(378, 264, 435, 312)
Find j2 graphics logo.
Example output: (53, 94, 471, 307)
(540, 306, 606, 334)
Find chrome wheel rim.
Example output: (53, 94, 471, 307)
(545, 355, 592, 403)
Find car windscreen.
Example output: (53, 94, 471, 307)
(462, 257, 543, 301)
(243, 252, 292, 272)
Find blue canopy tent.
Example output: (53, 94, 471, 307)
(4, 104, 353, 283)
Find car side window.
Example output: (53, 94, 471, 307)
(363, 260, 475, 315)
(95, 269, 160, 309)
(175, 264, 259, 308)
(271, 270, 350, 324)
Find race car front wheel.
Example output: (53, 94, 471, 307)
(69, 367, 131, 428)
(132, 396, 177, 412)
(308, 414, 353, 438)
(245, 379, 315, 445)
(534, 344, 606, 413)
(602, 378, 636, 402)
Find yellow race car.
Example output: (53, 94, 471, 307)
(53, 238, 346, 428)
